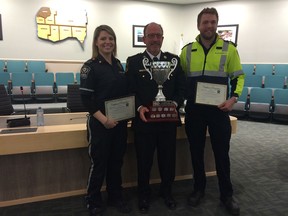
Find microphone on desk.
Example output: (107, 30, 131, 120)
(7, 86, 31, 128)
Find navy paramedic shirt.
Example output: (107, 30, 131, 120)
(79, 55, 127, 116)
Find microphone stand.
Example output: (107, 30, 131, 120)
(20, 86, 29, 120)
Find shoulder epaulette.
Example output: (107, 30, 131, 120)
(127, 53, 142, 61)
(181, 42, 193, 50)
(224, 40, 237, 47)
(163, 51, 178, 57)
(84, 58, 94, 65)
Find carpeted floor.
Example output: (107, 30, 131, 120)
(0, 120, 287, 216)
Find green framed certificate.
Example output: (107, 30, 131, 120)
(195, 82, 227, 106)
(105, 95, 135, 121)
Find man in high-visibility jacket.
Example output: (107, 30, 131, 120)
(180, 7, 244, 216)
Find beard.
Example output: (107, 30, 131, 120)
(200, 32, 216, 41)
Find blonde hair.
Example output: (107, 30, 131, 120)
(92, 25, 117, 58)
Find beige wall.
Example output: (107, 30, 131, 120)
(0, 0, 288, 65)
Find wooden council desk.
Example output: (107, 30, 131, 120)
(0, 113, 237, 207)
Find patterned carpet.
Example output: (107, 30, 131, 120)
(0, 120, 287, 216)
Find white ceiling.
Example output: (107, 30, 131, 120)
(127, 0, 231, 5)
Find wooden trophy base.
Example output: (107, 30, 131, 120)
(145, 101, 179, 122)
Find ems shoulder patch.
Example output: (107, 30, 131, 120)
(80, 65, 91, 79)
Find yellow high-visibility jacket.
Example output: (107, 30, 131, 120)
(180, 34, 245, 101)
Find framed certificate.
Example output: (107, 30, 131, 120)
(195, 82, 227, 106)
(105, 95, 135, 121)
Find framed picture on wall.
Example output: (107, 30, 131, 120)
(217, 24, 239, 45)
(132, 25, 145, 47)
(0, 14, 3, 40)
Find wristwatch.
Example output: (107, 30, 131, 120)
(233, 96, 238, 103)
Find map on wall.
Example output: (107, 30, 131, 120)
(36, 7, 87, 44)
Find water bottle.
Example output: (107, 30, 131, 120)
(36, 107, 44, 126)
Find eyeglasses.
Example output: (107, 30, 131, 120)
(145, 33, 163, 39)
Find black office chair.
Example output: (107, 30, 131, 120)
(55, 72, 75, 102)
(66, 84, 88, 112)
(0, 84, 14, 115)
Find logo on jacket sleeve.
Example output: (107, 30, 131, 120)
(80, 65, 91, 79)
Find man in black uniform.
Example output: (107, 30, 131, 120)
(126, 22, 186, 213)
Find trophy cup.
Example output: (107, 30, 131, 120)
(142, 57, 179, 122)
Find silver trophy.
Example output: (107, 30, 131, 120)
(143, 57, 177, 101)
(142, 57, 179, 122)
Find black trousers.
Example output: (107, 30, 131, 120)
(86, 115, 127, 206)
(134, 120, 177, 198)
(185, 104, 233, 199)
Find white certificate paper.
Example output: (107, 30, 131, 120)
(195, 82, 227, 106)
(105, 95, 135, 121)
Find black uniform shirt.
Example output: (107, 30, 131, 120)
(80, 55, 127, 116)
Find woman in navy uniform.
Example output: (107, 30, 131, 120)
(80, 25, 130, 216)
(126, 22, 186, 213)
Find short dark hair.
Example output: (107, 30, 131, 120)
(197, 7, 219, 27)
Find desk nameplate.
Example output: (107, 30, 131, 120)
(0, 127, 37, 134)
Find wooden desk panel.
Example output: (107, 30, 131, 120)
(0, 113, 237, 207)
(0, 124, 87, 155)
(0, 113, 237, 155)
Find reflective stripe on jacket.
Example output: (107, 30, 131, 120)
(180, 35, 245, 98)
